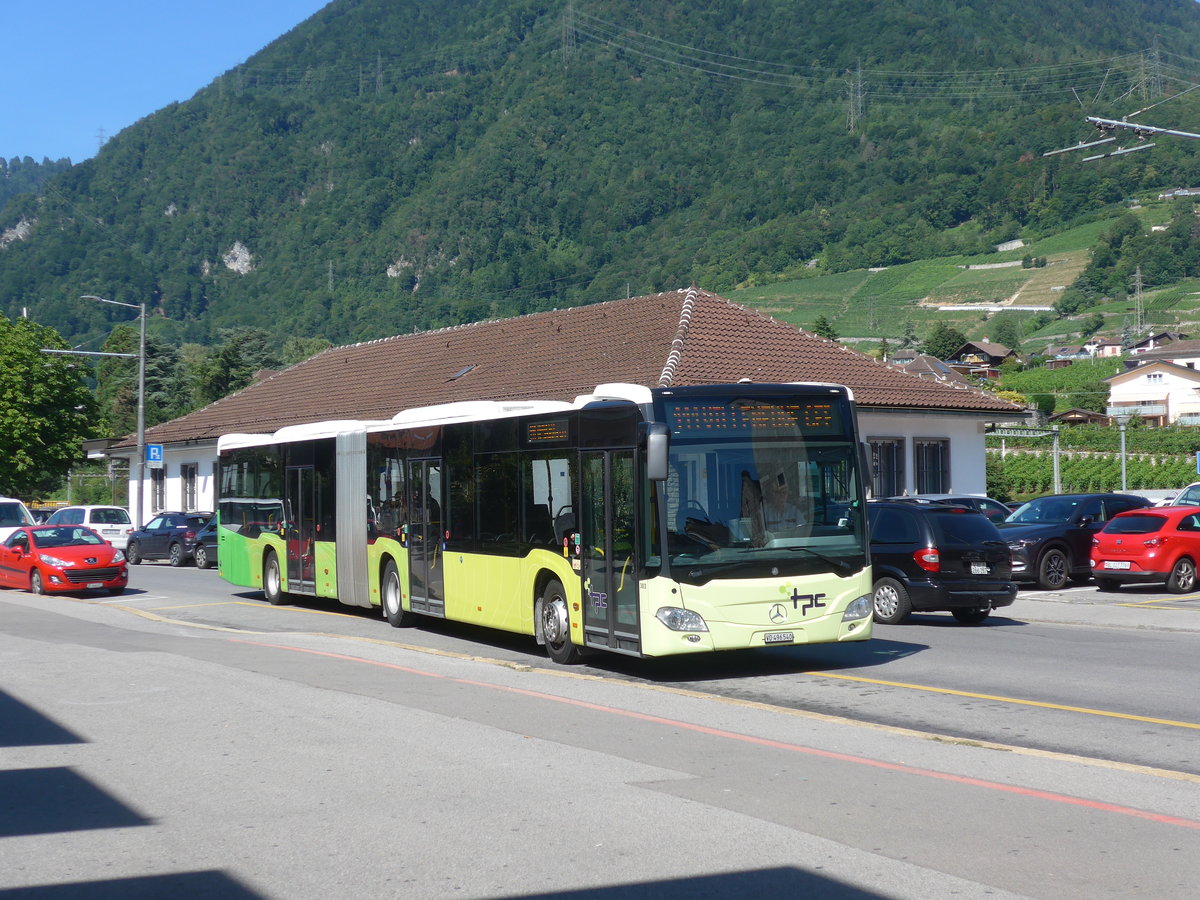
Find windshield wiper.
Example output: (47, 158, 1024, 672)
(735, 544, 858, 576)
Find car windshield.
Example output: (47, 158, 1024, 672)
(31, 527, 105, 548)
(0, 502, 34, 528)
(928, 508, 1005, 544)
(1006, 497, 1089, 525)
(1102, 514, 1165, 535)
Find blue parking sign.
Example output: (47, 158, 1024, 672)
(147, 444, 164, 464)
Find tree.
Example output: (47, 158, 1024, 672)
(922, 322, 968, 361)
(0, 315, 99, 497)
(811, 314, 838, 341)
(898, 320, 918, 349)
(194, 328, 284, 405)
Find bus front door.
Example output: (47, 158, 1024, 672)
(408, 459, 445, 616)
(286, 466, 316, 595)
(581, 450, 640, 655)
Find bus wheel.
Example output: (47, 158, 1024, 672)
(540, 579, 583, 665)
(382, 560, 416, 627)
(263, 551, 286, 605)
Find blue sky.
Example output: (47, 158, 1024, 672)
(3, 1, 331, 164)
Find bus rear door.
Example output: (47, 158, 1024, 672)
(286, 466, 316, 595)
(408, 459, 445, 616)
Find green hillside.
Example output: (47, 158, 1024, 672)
(5, 0, 1200, 354)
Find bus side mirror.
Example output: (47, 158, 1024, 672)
(646, 423, 670, 482)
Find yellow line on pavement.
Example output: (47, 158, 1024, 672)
(812, 671, 1200, 730)
(1118, 596, 1200, 611)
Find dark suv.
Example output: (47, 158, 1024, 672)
(867, 500, 1016, 624)
(127, 512, 212, 567)
(998, 492, 1152, 589)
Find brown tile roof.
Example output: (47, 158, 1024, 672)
(129, 289, 1020, 447)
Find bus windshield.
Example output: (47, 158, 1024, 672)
(656, 436, 868, 584)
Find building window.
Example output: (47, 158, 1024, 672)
(914, 439, 950, 493)
(1147, 373, 1163, 383)
(151, 469, 166, 513)
(181, 463, 199, 511)
(868, 438, 905, 498)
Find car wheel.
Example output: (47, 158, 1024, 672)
(540, 579, 584, 664)
(1166, 557, 1197, 594)
(263, 551, 286, 605)
(168, 542, 185, 567)
(126, 541, 142, 565)
(1036, 547, 1069, 590)
(382, 560, 416, 627)
(194, 544, 211, 569)
(872, 577, 912, 625)
(951, 608, 990, 625)
(30, 570, 45, 595)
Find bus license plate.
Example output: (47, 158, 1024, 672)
(764, 631, 794, 644)
(1105, 560, 1131, 570)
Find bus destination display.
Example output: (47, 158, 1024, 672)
(665, 400, 842, 435)
(526, 419, 571, 444)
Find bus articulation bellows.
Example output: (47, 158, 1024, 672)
(217, 382, 873, 662)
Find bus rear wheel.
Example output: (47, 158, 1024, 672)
(263, 551, 286, 605)
(382, 560, 416, 627)
(540, 579, 583, 665)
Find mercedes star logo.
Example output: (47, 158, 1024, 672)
(769, 603, 788, 624)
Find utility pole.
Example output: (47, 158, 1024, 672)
(561, 1, 577, 65)
(1133, 267, 1145, 333)
(847, 62, 864, 133)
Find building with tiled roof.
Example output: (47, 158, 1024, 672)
(95, 288, 1024, 519)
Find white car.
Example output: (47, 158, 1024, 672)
(46, 505, 135, 549)
(1162, 483, 1200, 507)
(0, 496, 36, 542)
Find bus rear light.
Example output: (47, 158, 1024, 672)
(913, 547, 940, 573)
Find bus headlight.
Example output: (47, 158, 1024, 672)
(842, 594, 873, 621)
(656, 607, 709, 632)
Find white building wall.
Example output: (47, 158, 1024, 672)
(124, 442, 219, 527)
(857, 410, 989, 496)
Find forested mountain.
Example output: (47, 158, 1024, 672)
(5, 0, 1200, 352)
(0, 157, 73, 211)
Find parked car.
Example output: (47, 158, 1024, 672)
(1090, 505, 1200, 593)
(867, 500, 1016, 625)
(888, 493, 1013, 524)
(998, 492, 1153, 589)
(0, 496, 37, 542)
(191, 516, 218, 569)
(126, 512, 212, 566)
(1164, 482, 1200, 506)
(46, 505, 134, 549)
(0, 525, 128, 595)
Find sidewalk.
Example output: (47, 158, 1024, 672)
(1008, 590, 1200, 633)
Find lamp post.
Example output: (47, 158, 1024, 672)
(78, 295, 146, 527)
(1116, 415, 1131, 492)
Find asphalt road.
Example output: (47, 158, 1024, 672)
(2, 567, 1199, 898)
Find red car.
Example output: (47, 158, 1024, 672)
(0, 525, 128, 596)
(1090, 505, 1200, 593)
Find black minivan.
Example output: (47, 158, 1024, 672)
(867, 500, 1016, 625)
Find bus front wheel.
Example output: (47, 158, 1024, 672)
(540, 579, 583, 665)
(382, 560, 416, 627)
(263, 551, 286, 605)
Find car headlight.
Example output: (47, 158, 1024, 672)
(112, 551, 126, 564)
(38, 554, 70, 567)
(1007, 539, 1035, 552)
(843, 594, 873, 621)
(656, 607, 709, 632)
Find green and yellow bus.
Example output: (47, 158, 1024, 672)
(217, 382, 873, 662)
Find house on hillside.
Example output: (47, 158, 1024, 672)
(1049, 408, 1110, 426)
(91, 289, 1024, 520)
(1083, 336, 1123, 358)
(1129, 331, 1188, 354)
(1120, 338, 1200, 371)
(1106, 361, 1200, 426)
(946, 340, 1020, 379)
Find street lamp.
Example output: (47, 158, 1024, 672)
(43, 296, 146, 526)
(1115, 415, 1132, 492)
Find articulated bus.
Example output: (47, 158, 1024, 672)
(216, 382, 873, 662)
